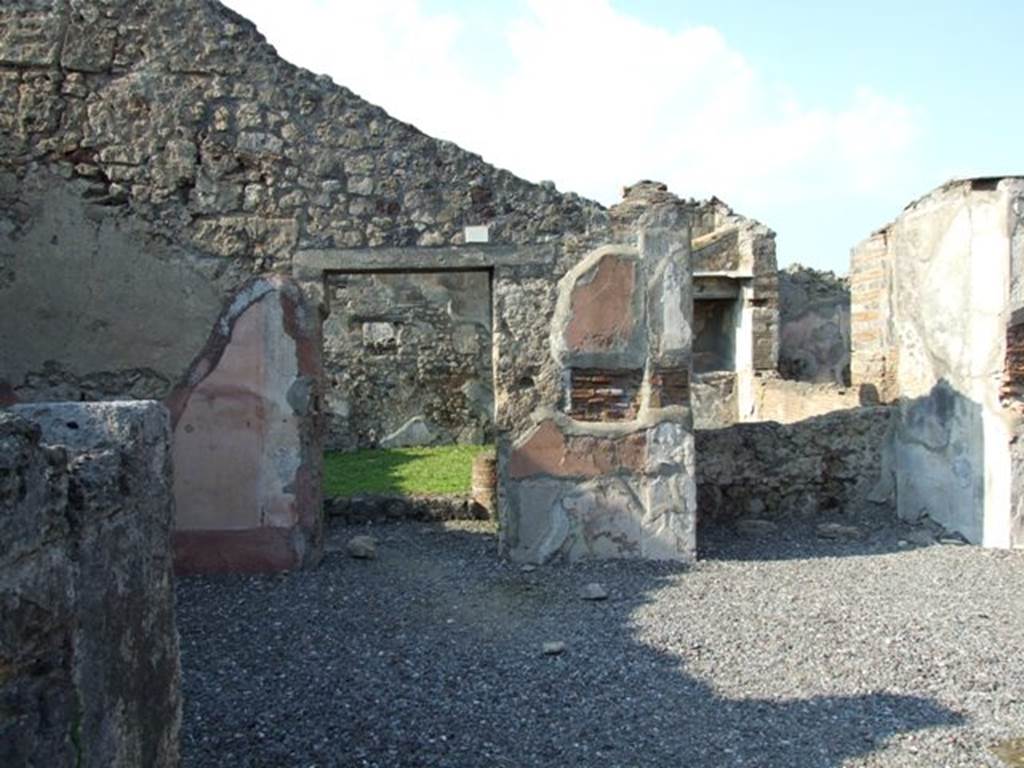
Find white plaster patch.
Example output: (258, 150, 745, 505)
(464, 225, 489, 243)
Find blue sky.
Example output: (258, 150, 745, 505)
(225, 0, 1023, 273)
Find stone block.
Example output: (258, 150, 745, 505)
(640, 472, 696, 560)
(61, 13, 117, 72)
(4, 403, 181, 767)
(380, 416, 441, 448)
(504, 479, 570, 563)
(560, 478, 645, 560)
(0, 2, 61, 67)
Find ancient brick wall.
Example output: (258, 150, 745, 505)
(1, 403, 180, 766)
(850, 230, 893, 398)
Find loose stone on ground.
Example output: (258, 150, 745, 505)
(578, 582, 609, 601)
(346, 535, 377, 559)
(735, 518, 779, 537)
(816, 521, 863, 540)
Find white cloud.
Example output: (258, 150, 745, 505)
(224, 0, 916, 259)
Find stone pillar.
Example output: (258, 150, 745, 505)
(166, 276, 325, 573)
(3, 402, 181, 767)
(500, 210, 696, 563)
(850, 230, 893, 399)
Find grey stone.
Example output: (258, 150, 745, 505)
(906, 528, 936, 546)
(735, 518, 779, 537)
(697, 408, 893, 525)
(579, 582, 609, 601)
(380, 416, 440, 449)
(816, 522, 864, 541)
(322, 271, 493, 451)
(324, 494, 486, 523)
(2, 403, 181, 767)
(542, 641, 566, 656)
(347, 535, 378, 559)
(778, 264, 850, 385)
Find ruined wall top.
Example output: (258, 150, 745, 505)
(0, 0, 610, 273)
(858, 176, 1024, 243)
(0, 0, 777, 275)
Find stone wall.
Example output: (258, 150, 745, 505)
(696, 406, 893, 522)
(851, 178, 1024, 547)
(323, 271, 493, 451)
(689, 197, 779, 426)
(1, 402, 180, 766)
(778, 264, 850, 384)
(691, 197, 779, 374)
(692, 372, 738, 429)
(0, 0, 606, 406)
(0, 0, 612, 570)
(501, 187, 697, 563)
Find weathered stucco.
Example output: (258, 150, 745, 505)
(749, 375, 866, 424)
(0, 169, 230, 402)
(778, 264, 850, 384)
(500, 188, 697, 563)
(851, 178, 1024, 547)
(168, 276, 324, 573)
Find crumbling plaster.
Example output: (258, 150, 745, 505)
(501, 192, 698, 563)
(778, 265, 850, 385)
(852, 178, 1024, 547)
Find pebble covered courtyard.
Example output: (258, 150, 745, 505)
(177, 517, 1024, 767)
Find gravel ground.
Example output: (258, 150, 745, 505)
(177, 516, 1024, 768)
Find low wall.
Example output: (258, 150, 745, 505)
(1, 402, 180, 766)
(696, 406, 893, 521)
(325, 494, 489, 523)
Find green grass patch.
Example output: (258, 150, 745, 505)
(324, 444, 494, 498)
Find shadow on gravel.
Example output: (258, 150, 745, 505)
(698, 515, 937, 563)
(177, 520, 965, 768)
